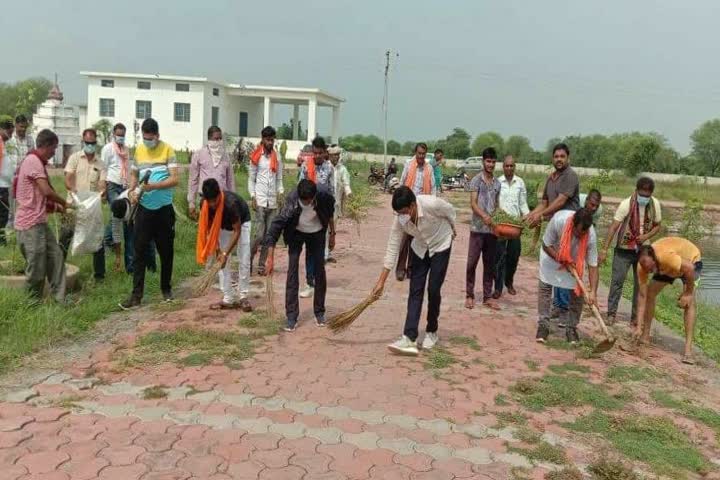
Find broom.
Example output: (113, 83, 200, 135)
(192, 260, 223, 296)
(327, 294, 379, 333)
(265, 274, 276, 323)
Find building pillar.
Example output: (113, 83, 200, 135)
(293, 104, 300, 141)
(307, 97, 317, 143)
(263, 96, 272, 128)
(331, 106, 340, 143)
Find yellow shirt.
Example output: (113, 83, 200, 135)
(639, 237, 701, 283)
(64, 151, 106, 193)
(132, 141, 177, 210)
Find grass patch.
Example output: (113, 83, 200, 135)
(548, 362, 591, 375)
(566, 410, 709, 476)
(142, 385, 168, 399)
(424, 348, 457, 370)
(523, 359, 540, 371)
(52, 394, 84, 409)
(448, 335, 482, 351)
(543, 338, 596, 358)
(606, 365, 659, 383)
(509, 441, 568, 465)
(586, 457, 641, 480)
(495, 411, 528, 427)
(544, 467, 584, 480)
(510, 375, 625, 412)
(651, 390, 720, 434)
(238, 311, 281, 337)
(495, 394, 511, 406)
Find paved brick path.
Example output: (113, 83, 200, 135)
(2, 197, 719, 480)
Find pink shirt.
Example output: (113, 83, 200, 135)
(15, 154, 49, 231)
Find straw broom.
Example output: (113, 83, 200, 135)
(328, 294, 379, 333)
(192, 260, 223, 296)
(265, 274, 276, 323)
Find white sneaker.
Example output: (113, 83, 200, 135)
(421, 332, 439, 350)
(300, 286, 315, 298)
(388, 336, 419, 356)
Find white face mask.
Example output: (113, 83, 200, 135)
(398, 214, 411, 226)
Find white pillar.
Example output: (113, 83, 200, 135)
(331, 106, 340, 143)
(263, 96, 272, 128)
(293, 104, 300, 140)
(307, 97, 317, 143)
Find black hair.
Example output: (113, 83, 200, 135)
(0, 120, 13, 130)
(587, 188, 602, 202)
(35, 129, 58, 148)
(14, 114, 28, 125)
(201, 178, 221, 200)
(207, 126, 222, 139)
(482, 147, 497, 160)
(111, 198, 128, 219)
(113, 123, 126, 134)
(391, 186, 416, 212)
(572, 208, 595, 231)
(414, 142, 428, 152)
(552, 143, 570, 156)
(298, 179, 317, 200)
(82, 128, 97, 139)
(636, 176, 655, 193)
(261, 126, 276, 138)
(638, 245, 657, 261)
(434, 148, 444, 155)
(141, 118, 159, 135)
(312, 136, 327, 149)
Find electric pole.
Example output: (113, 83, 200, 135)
(382, 50, 398, 170)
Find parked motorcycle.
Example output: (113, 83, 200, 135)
(368, 165, 385, 186)
(442, 169, 470, 191)
(385, 174, 400, 193)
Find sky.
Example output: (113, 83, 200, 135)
(4, 0, 720, 153)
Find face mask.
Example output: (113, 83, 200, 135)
(115, 136, 125, 145)
(143, 139, 158, 149)
(208, 140, 223, 149)
(398, 214, 411, 226)
(83, 144, 96, 155)
(637, 195, 651, 207)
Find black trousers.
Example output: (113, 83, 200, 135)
(132, 205, 175, 299)
(494, 238, 521, 293)
(404, 247, 451, 342)
(286, 230, 327, 324)
(0, 188, 9, 245)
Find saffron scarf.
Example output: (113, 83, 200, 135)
(616, 193, 656, 250)
(250, 145, 278, 172)
(404, 158, 433, 194)
(112, 141, 129, 183)
(196, 192, 225, 265)
(556, 213, 590, 296)
(305, 158, 318, 183)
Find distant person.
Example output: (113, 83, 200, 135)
(384, 157, 398, 190)
(60, 128, 107, 280)
(432, 148, 445, 193)
(7, 115, 35, 230)
(466, 147, 501, 310)
(14, 129, 71, 301)
(120, 118, 179, 310)
(634, 237, 702, 364)
(0, 120, 14, 245)
(188, 126, 235, 220)
(493, 155, 529, 298)
(326, 146, 352, 264)
(249, 126, 284, 276)
(599, 177, 662, 326)
(263, 179, 336, 332)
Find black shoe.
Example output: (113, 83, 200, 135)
(119, 297, 141, 310)
(535, 324, 550, 343)
(162, 291, 173, 302)
(566, 327, 580, 344)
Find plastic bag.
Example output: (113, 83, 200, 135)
(71, 192, 104, 256)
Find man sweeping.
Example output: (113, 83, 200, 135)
(371, 186, 457, 356)
(634, 237, 702, 364)
(196, 178, 253, 312)
(536, 208, 599, 344)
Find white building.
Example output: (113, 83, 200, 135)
(81, 71, 344, 156)
(32, 83, 80, 166)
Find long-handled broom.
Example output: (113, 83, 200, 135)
(327, 293, 379, 333)
(192, 259, 223, 296)
(569, 266, 616, 354)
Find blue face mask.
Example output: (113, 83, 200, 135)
(143, 139, 158, 149)
(637, 194, 651, 207)
(83, 144, 96, 155)
(115, 136, 125, 145)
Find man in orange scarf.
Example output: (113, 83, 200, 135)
(536, 208, 599, 344)
(197, 178, 253, 311)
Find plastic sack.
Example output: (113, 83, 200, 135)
(71, 192, 104, 256)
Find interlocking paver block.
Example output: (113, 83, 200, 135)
(138, 449, 186, 470)
(3, 389, 38, 403)
(198, 414, 236, 429)
(269, 422, 307, 439)
(66, 378, 97, 391)
(94, 404, 136, 417)
(306, 427, 344, 445)
(453, 447, 493, 465)
(0, 430, 33, 448)
(43, 373, 73, 385)
(0, 415, 35, 432)
(188, 390, 220, 403)
(349, 409, 386, 425)
(98, 463, 148, 479)
(18, 451, 70, 474)
(384, 415, 418, 430)
(455, 423, 490, 439)
(342, 431, 380, 450)
(99, 382, 146, 396)
(416, 419, 453, 436)
(219, 394, 254, 407)
(61, 457, 109, 480)
(284, 400, 319, 415)
(377, 437, 417, 456)
(165, 411, 201, 425)
(252, 396, 286, 411)
(233, 417, 272, 433)
(100, 444, 146, 465)
(133, 407, 171, 421)
(166, 386, 194, 401)
(492, 452, 534, 468)
(413, 443, 454, 461)
(317, 406, 352, 420)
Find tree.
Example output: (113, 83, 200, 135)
(387, 140, 402, 155)
(401, 141, 415, 156)
(471, 132, 504, 157)
(690, 119, 720, 177)
(0, 77, 52, 119)
(621, 135, 660, 177)
(92, 119, 113, 144)
(504, 135, 534, 161)
(436, 128, 471, 159)
(339, 134, 384, 154)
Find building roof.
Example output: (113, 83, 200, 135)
(80, 71, 344, 103)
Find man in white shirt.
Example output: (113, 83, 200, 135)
(249, 126, 284, 275)
(0, 120, 15, 245)
(326, 146, 352, 263)
(535, 208, 599, 344)
(6, 115, 35, 230)
(371, 186, 457, 356)
(493, 156, 529, 298)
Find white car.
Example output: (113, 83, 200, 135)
(456, 156, 484, 171)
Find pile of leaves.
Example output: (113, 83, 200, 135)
(491, 210, 524, 227)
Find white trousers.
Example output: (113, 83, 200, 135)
(212, 222, 251, 304)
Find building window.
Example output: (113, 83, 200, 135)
(136, 100, 152, 119)
(239, 112, 248, 137)
(211, 106, 219, 126)
(174, 103, 191, 122)
(137, 81, 151, 90)
(101, 79, 114, 88)
(212, 87, 220, 97)
(99, 98, 115, 117)
(175, 83, 190, 92)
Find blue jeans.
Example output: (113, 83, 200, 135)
(554, 287, 570, 310)
(105, 182, 157, 273)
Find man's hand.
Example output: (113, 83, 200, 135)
(481, 213, 493, 226)
(188, 205, 197, 221)
(678, 292, 693, 309)
(329, 232, 336, 251)
(251, 197, 257, 210)
(265, 250, 275, 275)
(524, 211, 542, 228)
(599, 249, 608, 265)
(451, 226, 457, 240)
(219, 251, 228, 269)
(129, 190, 139, 205)
(586, 291, 597, 307)
(636, 234, 648, 245)
(371, 278, 385, 300)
